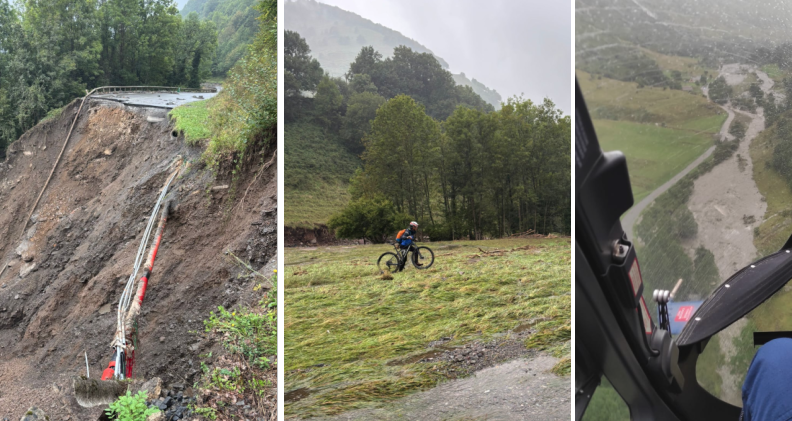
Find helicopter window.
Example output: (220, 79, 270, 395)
(577, 0, 792, 407)
(581, 376, 630, 421)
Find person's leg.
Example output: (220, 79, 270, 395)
(742, 338, 792, 421)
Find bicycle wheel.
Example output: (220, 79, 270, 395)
(377, 252, 400, 274)
(411, 246, 435, 269)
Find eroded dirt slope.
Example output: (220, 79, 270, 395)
(0, 99, 276, 418)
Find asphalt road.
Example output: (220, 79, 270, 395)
(92, 91, 218, 109)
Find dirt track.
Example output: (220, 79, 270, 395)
(0, 99, 276, 418)
(304, 355, 569, 421)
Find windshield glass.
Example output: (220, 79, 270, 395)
(577, 0, 792, 406)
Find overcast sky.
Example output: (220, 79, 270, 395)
(315, 0, 571, 114)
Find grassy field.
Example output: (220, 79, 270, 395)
(578, 67, 726, 203)
(592, 119, 717, 202)
(761, 64, 789, 84)
(285, 120, 360, 228)
(750, 125, 792, 256)
(284, 238, 571, 418)
(286, 182, 352, 228)
(577, 70, 723, 126)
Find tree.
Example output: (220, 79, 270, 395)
(341, 92, 385, 153)
(359, 95, 441, 222)
(327, 196, 402, 243)
(285, 30, 322, 95)
(708, 76, 732, 105)
(314, 76, 344, 132)
(172, 12, 217, 88)
(285, 30, 322, 120)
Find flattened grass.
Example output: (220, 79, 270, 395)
(284, 238, 571, 417)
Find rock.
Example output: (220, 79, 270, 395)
(19, 407, 47, 421)
(14, 295, 19, 300)
(159, 336, 165, 343)
(23, 151, 32, 156)
(103, 149, 112, 156)
(139, 377, 162, 400)
(146, 411, 164, 421)
(211, 185, 229, 191)
(22, 253, 33, 263)
(98, 304, 112, 315)
(19, 263, 35, 278)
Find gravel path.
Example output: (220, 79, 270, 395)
(302, 355, 569, 421)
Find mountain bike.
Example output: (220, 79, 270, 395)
(377, 241, 435, 273)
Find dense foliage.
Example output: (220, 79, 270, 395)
(180, 0, 259, 76)
(0, 0, 217, 158)
(327, 195, 407, 243)
(285, 32, 570, 238)
(196, 0, 276, 168)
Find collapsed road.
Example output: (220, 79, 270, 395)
(0, 92, 276, 419)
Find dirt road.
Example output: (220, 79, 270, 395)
(303, 355, 569, 421)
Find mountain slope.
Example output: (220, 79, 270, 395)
(181, 0, 260, 75)
(285, 0, 501, 108)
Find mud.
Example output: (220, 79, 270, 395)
(688, 64, 770, 281)
(687, 64, 774, 407)
(0, 98, 276, 419)
(301, 355, 569, 421)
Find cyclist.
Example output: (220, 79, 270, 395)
(396, 221, 419, 270)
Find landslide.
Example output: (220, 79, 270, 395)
(0, 98, 276, 418)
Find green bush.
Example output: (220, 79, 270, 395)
(204, 304, 277, 369)
(327, 196, 403, 243)
(105, 391, 160, 421)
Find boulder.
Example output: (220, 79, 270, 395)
(19, 407, 47, 421)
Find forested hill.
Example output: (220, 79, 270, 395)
(181, 0, 260, 76)
(284, 0, 501, 109)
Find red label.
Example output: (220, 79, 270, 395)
(675, 306, 694, 322)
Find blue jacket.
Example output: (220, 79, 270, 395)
(742, 338, 792, 421)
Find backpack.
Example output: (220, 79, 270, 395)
(396, 229, 412, 246)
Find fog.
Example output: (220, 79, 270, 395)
(315, 0, 571, 114)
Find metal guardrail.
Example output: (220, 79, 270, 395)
(91, 85, 218, 95)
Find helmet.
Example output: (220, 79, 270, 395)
(410, 221, 419, 228)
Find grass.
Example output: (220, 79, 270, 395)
(285, 181, 351, 228)
(761, 64, 787, 84)
(284, 238, 570, 417)
(581, 377, 630, 421)
(577, 70, 723, 126)
(750, 125, 792, 256)
(170, 99, 213, 145)
(193, 262, 278, 417)
(592, 119, 717, 202)
(285, 120, 361, 227)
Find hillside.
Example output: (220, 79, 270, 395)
(285, 0, 501, 109)
(0, 99, 276, 419)
(181, 0, 261, 76)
